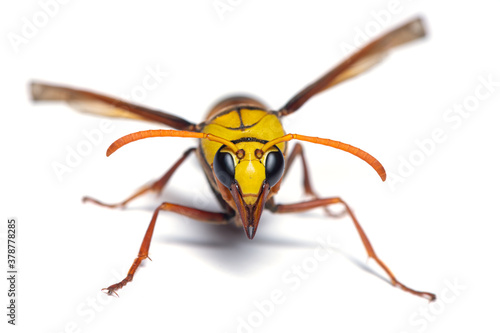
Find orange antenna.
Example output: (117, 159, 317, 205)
(262, 133, 386, 181)
(107, 129, 239, 157)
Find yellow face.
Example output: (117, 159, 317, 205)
(215, 142, 284, 205)
(211, 141, 284, 240)
(233, 142, 266, 205)
(200, 108, 286, 239)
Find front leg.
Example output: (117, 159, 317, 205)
(103, 202, 232, 296)
(266, 197, 436, 301)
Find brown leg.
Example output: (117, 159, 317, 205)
(267, 197, 436, 301)
(83, 147, 196, 208)
(284, 144, 345, 218)
(103, 202, 231, 296)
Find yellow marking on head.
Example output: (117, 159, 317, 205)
(233, 142, 267, 203)
(201, 111, 286, 166)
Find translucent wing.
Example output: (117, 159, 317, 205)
(279, 17, 426, 116)
(30, 82, 198, 131)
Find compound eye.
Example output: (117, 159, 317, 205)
(213, 147, 235, 189)
(265, 150, 285, 187)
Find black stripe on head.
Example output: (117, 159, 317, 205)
(231, 137, 269, 145)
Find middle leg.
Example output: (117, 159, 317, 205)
(83, 147, 196, 208)
(284, 143, 345, 218)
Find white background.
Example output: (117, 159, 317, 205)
(1, 1, 500, 332)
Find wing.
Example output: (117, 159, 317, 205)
(30, 81, 199, 131)
(278, 17, 426, 116)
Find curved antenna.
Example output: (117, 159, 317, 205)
(107, 129, 239, 156)
(262, 134, 386, 181)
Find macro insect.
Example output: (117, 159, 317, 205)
(31, 17, 435, 301)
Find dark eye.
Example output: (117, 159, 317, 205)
(265, 150, 284, 187)
(213, 147, 235, 189)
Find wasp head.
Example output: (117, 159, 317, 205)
(212, 142, 284, 239)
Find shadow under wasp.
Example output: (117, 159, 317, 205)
(31, 17, 435, 301)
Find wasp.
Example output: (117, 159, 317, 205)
(31, 17, 435, 301)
